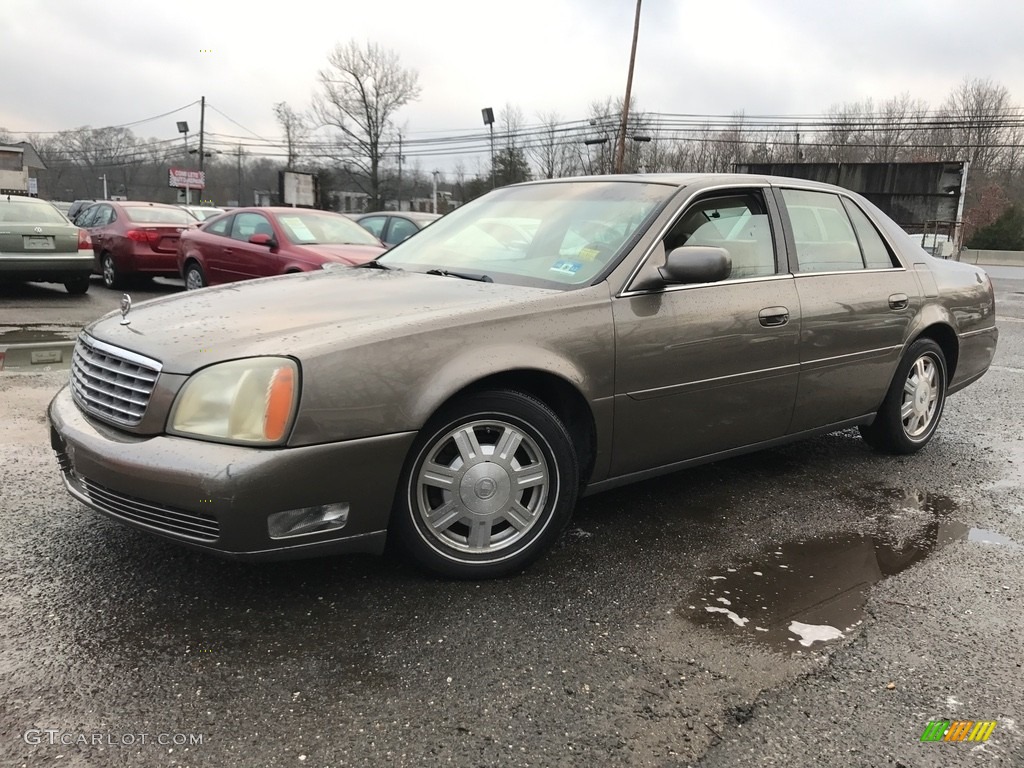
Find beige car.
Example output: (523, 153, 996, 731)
(47, 174, 998, 578)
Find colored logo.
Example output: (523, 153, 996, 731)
(920, 720, 996, 742)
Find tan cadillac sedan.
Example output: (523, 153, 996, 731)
(47, 174, 998, 578)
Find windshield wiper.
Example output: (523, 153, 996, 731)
(425, 268, 493, 283)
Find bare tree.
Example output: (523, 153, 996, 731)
(935, 77, 1011, 173)
(312, 40, 420, 209)
(866, 93, 929, 163)
(820, 101, 869, 163)
(527, 111, 579, 179)
(273, 102, 310, 170)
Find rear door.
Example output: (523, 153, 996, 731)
(776, 187, 920, 431)
(194, 215, 234, 283)
(611, 186, 801, 476)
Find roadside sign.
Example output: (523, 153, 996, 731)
(168, 167, 206, 190)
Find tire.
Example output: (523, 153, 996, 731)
(63, 277, 90, 295)
(859, 338, 947, 455)
(391, 390, 579, 579)
(100, 253, 122, 289)
(184, 261, 207, 290)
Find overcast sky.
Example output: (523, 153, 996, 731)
(3, 0, 1023, 173)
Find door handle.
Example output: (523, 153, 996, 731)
(758, 306, 790, 327)
(888, 293, 909, 310)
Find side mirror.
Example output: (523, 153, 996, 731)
(249, 233, 275, 248)
(659, 245, 732, 284)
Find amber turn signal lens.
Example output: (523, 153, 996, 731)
(264, 366, 295, 442)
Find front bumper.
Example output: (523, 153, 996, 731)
(47, 385, 417, 561)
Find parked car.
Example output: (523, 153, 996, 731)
(75, 201, 194, 288)
(177, 206, 385, 290)
(48, 174, 997, 579)
(179, 204, 225, 222)
(0, 194, 93, 293)
(352, 211, 440, 247)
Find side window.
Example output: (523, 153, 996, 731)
(359, 216, 386, 238)
(842, 199, 898, 269)
(231, 212, 272, 242)
(781, 189, 864, 272)
(205, 216, 231, 236)
(75, 206, 97, 228)
(664, 191, 777, 279)
(90, 205, 113, 227)
(388, 217, 419, 244)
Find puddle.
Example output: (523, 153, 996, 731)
(0, 325, 79, 345)
(685, 488, 1017, 651)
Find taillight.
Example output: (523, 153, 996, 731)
(126, 229, 162, 245)
(77, 229, 91, 249)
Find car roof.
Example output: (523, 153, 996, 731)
(356, 210, 440, 219)
(514, 172, 862, 196)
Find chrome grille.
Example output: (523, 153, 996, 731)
(70, 334, 161, 426)
(55, 449, 221, 542)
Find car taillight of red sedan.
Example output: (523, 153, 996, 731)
(125, 229, 166, 246)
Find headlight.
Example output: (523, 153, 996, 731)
(168, 357, 299, 445)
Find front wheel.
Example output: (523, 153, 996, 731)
(860, 338, 947, 454)
(391, 390, 579, 579)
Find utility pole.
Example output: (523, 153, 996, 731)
(397, 132, 403, 211)
(432, 170, 440, 214)
(236, 144, 243, 206)
(614, 0, 643, 174)
(198, 96, 206, 173)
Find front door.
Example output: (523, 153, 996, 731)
(611, 188, 801, 477)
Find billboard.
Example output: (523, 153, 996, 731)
(168, 167, 206, 190)
(280, 171, 316, 207)
(733, 161, 967, 235)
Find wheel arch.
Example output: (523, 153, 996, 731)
(911, 323, 959, 382)
(422, 368, 598, 489)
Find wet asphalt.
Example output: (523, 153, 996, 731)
(1, 274, 1022, 767)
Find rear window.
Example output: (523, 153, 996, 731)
(123, 206, 193, 225)
(0, 199, 69, 225)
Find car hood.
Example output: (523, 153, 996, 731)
(85, 268, 558, 374)
(294, 243, 384, 265)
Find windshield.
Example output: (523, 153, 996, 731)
(0, 198, 70, 225)
(277, 210, 381, 246)
(124, 206, 194, 225)
(377, 180, 675, 288)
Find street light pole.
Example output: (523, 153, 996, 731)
(481, 107, 496, 189)
(177, 121, 191, 205)
(614, 0, 643, 174)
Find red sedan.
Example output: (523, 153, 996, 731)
(76, 201, 195, 288)
(177, 207, 386, 290)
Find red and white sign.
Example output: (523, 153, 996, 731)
(168, 167, 206, 189)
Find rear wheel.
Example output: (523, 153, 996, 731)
(100, 253, 122, 289)
(184, 261, 207, 290)
(63, 277, 90, 295)
(391, 390, 579, 579)
(860, 338, 947, 454)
